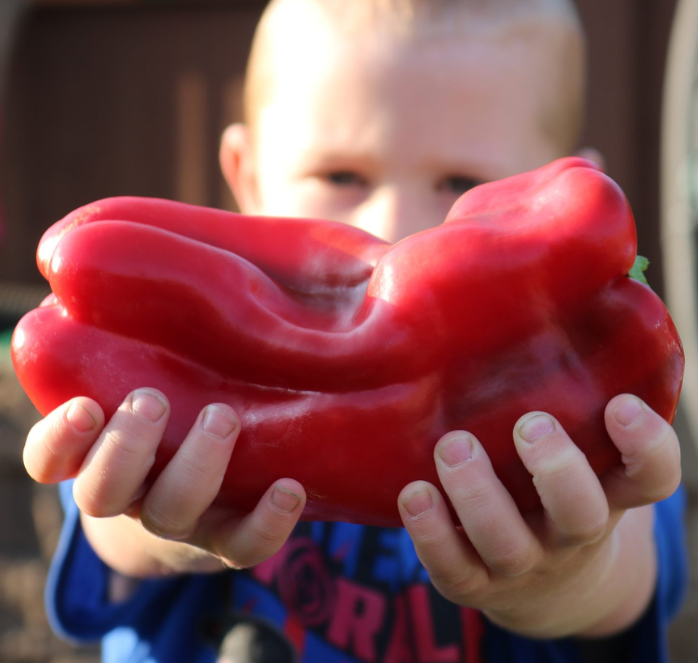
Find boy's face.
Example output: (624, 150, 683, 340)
(224, 12, 580, 243)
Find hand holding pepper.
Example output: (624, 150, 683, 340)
(398, 395, 681, 638)
(24, 388, 681, 639)
(24, 391, 308, 575)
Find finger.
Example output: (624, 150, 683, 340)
(434, 432, 542, 576)
(208, 479, 306, 569)
(514, 413, 609, 547)
(24, 397, 105, 483)
(601, 395, 682, 510)
(73, 388, 169, 517)
(399, 479, 490, 598)
(139, 404, 239, 540)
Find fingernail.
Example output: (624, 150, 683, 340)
(402, 487, 433, 517)
(518, 413, 555, 443)
(614, 396, 643, 427)
(66, 402, 97, 433)
(271, 485, 301, 514)
(201, 405, 237, 439)
(130, 389, 167, 422)
(438, 434, 473, 467)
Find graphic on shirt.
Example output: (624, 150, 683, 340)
(211, 522, 483, 663)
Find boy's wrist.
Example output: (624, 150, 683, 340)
(574, 507, 658, 638)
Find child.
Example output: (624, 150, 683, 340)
(23, 0, 687, 661)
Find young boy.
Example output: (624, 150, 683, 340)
(24, 0, 687, 661)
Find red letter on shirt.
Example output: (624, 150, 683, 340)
(408, 585, 459, 662)
(327, 579, 386, 662)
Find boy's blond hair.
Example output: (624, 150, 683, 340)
(243, 0, 586, 154)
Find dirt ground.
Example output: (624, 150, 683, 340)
(0, 345, 696, 662)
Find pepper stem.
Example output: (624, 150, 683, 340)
(628, 255, 649, 285)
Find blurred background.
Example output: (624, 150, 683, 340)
(0, 0, 697, 660)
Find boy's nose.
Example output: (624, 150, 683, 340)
(354, 187, 437, 243)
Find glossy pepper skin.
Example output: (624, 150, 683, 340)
(11, 158, 684, 526)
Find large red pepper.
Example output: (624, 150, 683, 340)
(11, 158, 684, 526)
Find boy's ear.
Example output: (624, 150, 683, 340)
(219, 123, 262, 214)
(575, 146, 606, 172)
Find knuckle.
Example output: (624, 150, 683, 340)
(25, 414, 85, 483)
(74, 484, 112, 518)
(102, 428, 142, 461)
(430, 567, 486, 599)
(451, 485, 493, 520)
(555, 513, 608, 547)
(22, 444, 50, 483)
(654, 430, 682, 473)
(140, 505, 193, 541)
(533, 446, 581, 481)
(623, 423, 678, 472)
(217, 534, 277, 571)
(74, 494, 100, 518)
(250, 519, 286, 553)
(176, 452, 213, 486)
(624, 434, 682, 504)
(640, 475, 682, 506)
(487, 547, 538, 577)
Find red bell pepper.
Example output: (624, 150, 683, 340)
(11, 158, 684, 526)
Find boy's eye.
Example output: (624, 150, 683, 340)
(325, 171, 367, 187)
(439, 175, 482, 196)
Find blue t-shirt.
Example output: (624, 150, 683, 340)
(46, 481, 688, 663)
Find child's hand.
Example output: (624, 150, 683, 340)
(23, 389, 306, 576)
(397, 394, 681, 639)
